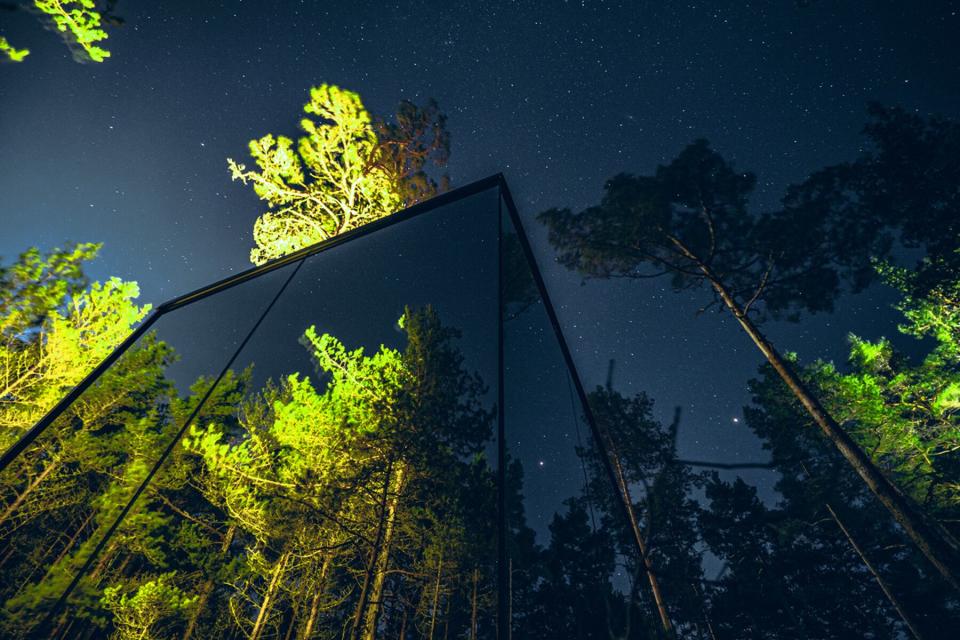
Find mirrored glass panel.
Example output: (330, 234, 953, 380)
(549, 217, 960, 637)
(182, 186, 501, 640)
(0, 262, 298, 638)
(0, 184, 507, 640)
(501, 202, 651, 639)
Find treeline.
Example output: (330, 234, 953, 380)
(0, 261, 501, 639)
(0, 102, 958, 638)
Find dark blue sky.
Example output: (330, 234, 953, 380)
(2, 1, 959, 503)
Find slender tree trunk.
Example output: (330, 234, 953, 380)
(673, 238, 960, 592)
(690, 581, 717, 640)
(0, 458, 58, 527)
(352, 460, 403, 640)
(508, 558, 513, 640)
(299, 553, 332, 640)
(604, 436, 673, 633)
(442, 593, 451, 640)
(251, 552, 289, 640)
(470, 567, 479, 640)
(399, 606, 408, 639)
(826, 503, 925, 640)
(183, 524, 236, 640)
(89, 539, 119, 581)
(51, 615, 73, 640)
(283, 606, 298, 640)
(360, 462, 405, 640)
(428, 547, 444, 640)
(49, 511, 94, 573)
(0, 540, 16, 571)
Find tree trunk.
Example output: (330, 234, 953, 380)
(251, 552, 289, 640)
(0, 540, 16, 571)
(470, 567, 479, 640)
(690, 581, 718, 640)
(605, 437, 673, 632)
(826, 503, 925, 640)
(0, 458, 58, 527)
(183, 524, 236, 640)
(51, 614, 73, 640)
(674, 240, 960, 592)
(442, 593, 452, 640)
(428, 547, 444, 640)
(48, 511, 94, 574)
(360, 462, 405, 640)
(89, 539, 119, 581)
(352, 460, 405, 640)
(298, 553, 332, 640)
(398, 606, 408, 639)
(507, 558, 513, 640)
(283, 606, 297, 640)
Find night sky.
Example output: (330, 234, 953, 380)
(2, 2, 960, 530)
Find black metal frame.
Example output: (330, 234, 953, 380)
(0, 174, 502, 474)
(2, 174, 642, 635)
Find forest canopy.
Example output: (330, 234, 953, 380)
(1, 102, 959, 638)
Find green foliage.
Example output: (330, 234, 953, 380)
(0, 242, 100, 337)
(812, 276, 960, 523)
(178, 307, 495, 638)
(102, 573, 197, 640)
(0, 36, 29, 62)
(34, 0, 110, 62)
(0, 244, 151, 444)
(697, 354, 959, 637)
(229, 85, 449, 265)
(538, 139, 890, 322)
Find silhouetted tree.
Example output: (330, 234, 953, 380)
(538, 138, 960, 590)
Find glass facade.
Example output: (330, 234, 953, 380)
(0, 176, 956, 638)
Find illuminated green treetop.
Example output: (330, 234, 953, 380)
(34, 0, 111, 62)
(0, 36, 30, 62)
(229, 84, 449, 265)
(2, 0, 113, 63)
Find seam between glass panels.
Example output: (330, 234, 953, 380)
(498, 185, 648, 566)
(0, 309, 163, 474)
(36, 257, 306, 633)
(159, 175, 504, 313)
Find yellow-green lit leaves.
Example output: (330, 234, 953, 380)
(301, 325, 405, 434)
(0, 242, 101, 338)
(934, 382, 960, 415)
(228, 84, 404, 265)
(815, 310, 960, 514)
(0, 246, 150, 444)
(102, 572, 198, 640)
(34, 0, 111, 63)
(0, 36, 29, 62)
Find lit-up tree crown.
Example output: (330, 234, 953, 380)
(229, 84, 449, 265)
(0, 243, 151, 442)
(34, 0, 111, 62)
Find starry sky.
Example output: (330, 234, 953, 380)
(2, 1, 959, 531)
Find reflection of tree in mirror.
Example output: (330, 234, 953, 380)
(501, 232, 538, 321)
(538, 116, 960, 590)
(696, 359, 957, 638)
(582, 385, 706, 639)
(0, 297, 504, 639)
